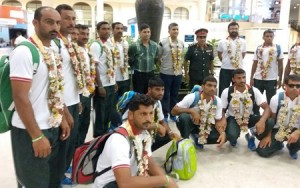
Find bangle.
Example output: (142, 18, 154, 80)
(32, 134, 45, 143)
(164, 175, 170, 187)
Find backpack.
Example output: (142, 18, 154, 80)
(275, 92, 284, 122)
(116, 91, 137, 115)
(190, 85, 218, 108)
(0, 41, 40, 133)
(255, 44, 281, 58)
(164, 139, 197, 180)
(89, 40, 104, 57)
(72, 127, 130, 184)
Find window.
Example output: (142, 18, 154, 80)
(73, 2, 92, 26)
(2, 0, 22, 7)
(95, 4, 113, 24)
(174, 7, 189, 20)
(26, 1, 42, 13)
(164, 7, 171, 19)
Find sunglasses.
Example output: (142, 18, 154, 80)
(197, 36, 206, 39)
(287, 84, 300, 89)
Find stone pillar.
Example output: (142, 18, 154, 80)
(279, 0, 291, 28)
(96, 0, 104, 22)
(198, 0, 207, 22)
(298, 6, 300, 27)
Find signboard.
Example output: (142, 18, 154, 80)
(184, 35, 194, 42)
(0, 6, 26, 24)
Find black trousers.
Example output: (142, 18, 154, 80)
(218, 68, 234, 97)
(132, 70, 154, 94)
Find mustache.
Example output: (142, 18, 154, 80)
(143, 121, 152, 125)
(49, 31, 58, 34)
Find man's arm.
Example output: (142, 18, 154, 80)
(242, 52, 246, 59)
(250, 60, 258, 87)
(255, 102, 271, 135)
(284, 59, 291, 83)
(217, 51, 223, 62)
(128, 44, 136, 67)
(277, 58, 283, 88)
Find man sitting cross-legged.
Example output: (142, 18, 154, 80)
(171, 76, 227, 149)
(221, 68, 273, 151)
(256, 74, 300, 159)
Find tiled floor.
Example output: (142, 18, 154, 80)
(1, 54, 300, 188)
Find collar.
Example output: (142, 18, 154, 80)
(262, 43, 273, 48)
(128, 120, 141, 135)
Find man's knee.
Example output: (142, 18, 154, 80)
(176, 113, 192, 138)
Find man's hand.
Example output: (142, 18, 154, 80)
(184, 74, 189, 82)
(259, 134, 272, 148)
(287, 130, 300, 144)
(217, 132, 226, 147)
(60, 117, 70, 141)
(250, 79, 254, 87)
(78, 102, 83, 114)
(190, 110, 201, 125)
(169, 132, 181, 141)
(255, 120, 265, 135)
(32, 136, 51, 158)
(157, 124, 166, 137)
(167, 177, 179, 188)
(114, 84, 118, 93)
(64, 108, 74, 129)
(98, 87, 106, 97)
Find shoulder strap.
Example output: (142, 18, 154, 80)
(276, 44, 281, 58)
(92, 40, 103, 57)
(248, 86, 256, 105)
(276, 92, 284, 118)
(191, 91, 200, 108)
(17, 41, 40, 74)
(53, 38, 62, 53)
(213, 96, 218, 106)
(226, 86, 234, 109)
(0, 55, 9, 63)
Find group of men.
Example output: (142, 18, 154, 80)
(6, 2, 300, 187)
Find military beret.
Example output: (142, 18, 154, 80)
(195, 28, 208, 35)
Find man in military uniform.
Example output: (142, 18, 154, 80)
(184, 28, 214, 90)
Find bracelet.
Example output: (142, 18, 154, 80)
(164, 175, 170, 187)
(32, 134, 45, 143)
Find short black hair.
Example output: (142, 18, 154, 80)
(263, 29, 274, 37)
(76, 24, 89, 30)
(284, 74, 300, 84)
(56, 4, 74, 14)
(96, 21, 109, 31)
(112, 22, 123, 29)
(148, 77, 164, 88)
(228, 22, 239, 29)
(168, 23, 178, 30)
(34, 6, 53, 21)
(232, 68, 246, 78)
(203, 75, 217, 85)
(139, 23, 150, 32)
(128, 94, 154, 112)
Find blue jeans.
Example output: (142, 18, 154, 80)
(160, 73, 182, 117)
(93, 85, 115, 137)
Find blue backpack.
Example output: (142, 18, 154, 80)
(190, 85, 217, 108)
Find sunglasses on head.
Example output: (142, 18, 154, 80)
(197, 36, 206, 39)
(287, 84, 300, 89)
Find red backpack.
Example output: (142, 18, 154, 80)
(72, 127, 129, 184)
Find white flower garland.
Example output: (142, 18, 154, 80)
(111, 37, 129, 79)
(31, 34, 64, 127)
(289, 44, 300, 75)
(168, 37, 182, 75)
(98, 39, 115, 83)
(198, 94, 217, 144)
(226, 37, 241, 68)
(257, 44, 275, 79)
(231, 87, 252, 132)
(275, 95, 300, 142)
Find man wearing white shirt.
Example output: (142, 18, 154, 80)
(90, 21, 117, 137)
(221, 69, 272, 151)
(256, 74, 300, 159)
(250, 29, 283, 105)
(172, 76, 227, 149)
(217, 22, 246, 97)
(14, 31, 26, 46)
(284, 30, 300, 80)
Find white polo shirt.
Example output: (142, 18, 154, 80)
(51, 38, 80, 106)
(270, 93, 300, 129)
(253, 44, 284, 80)
(93, 124, 152, 188)
(288, 44, 300, 75)
(9, 44, 60, 129)
(217, 37, 246, 70)
(221, 87, 266, 117)
(176, 93, 223, 124)
(78, 46, 91, 95)
(90, 40, 116, 87)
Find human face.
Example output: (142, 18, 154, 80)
(33, 8, 61, 42)
(196, 35, 207, 44)
(285, 79, 300, 98)
(59, 10, 76, 35)
(263, 32, 274, 45)
(148, 86, 164, 101)
(140, 28, 151, 41)
(71, 28, 79, 42)
(113, 24, 123, 39)
(128, 105, 154, 131)
(98, 24, 110, 40)
(228, 25, 239, 38)
(78, 28, 89, 46)
(202, 81, 217, 96)
(169, 26, 179, 38)
(232, 73, 246, 88)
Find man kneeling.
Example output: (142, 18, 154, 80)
(171, 76, 227, 149)
(93, 94, 178, 188)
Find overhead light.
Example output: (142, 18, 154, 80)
(297, 4, 299, 6)
(294, 6, 297, 9)
(275, 1, 279, 5)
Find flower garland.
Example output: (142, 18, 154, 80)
(257, 44, 275, 79)
(31, 34, 64, 127)
(98, 39, 115, 83)
(231, 87, 252, 132)
(149, 103, 160, 140)
(57, 33, 85, 90)
(111, 37, 129, 79)
(226, 37, 241, 68)
(87, 50, 96, 94)
(289, 44, 300, 75)
(168, 37, 182, 75)
(198, 93, 217, 144)
(275, 95, 300, 142)
(125, 121, 151, 176)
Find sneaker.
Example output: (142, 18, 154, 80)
(191, 133, 204, 149)
(289, 151, 298, 160)
(230, 140, 237, 147)
(170, 115, 177, 122)
(66, 166, 72, 174)
(61, 177, 73, 185)
(245, 133, 256, 151)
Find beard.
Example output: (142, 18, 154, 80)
(230, 32, 238, 38)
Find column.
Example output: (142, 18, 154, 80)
(197, 0, 207, 22)
(298, 6, 300, 27)
(279, 0, 291, 28)
(96, 0, 104, 22)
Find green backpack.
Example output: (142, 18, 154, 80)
(0, 41, 40, 133)
(164, 138, 197, 180)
